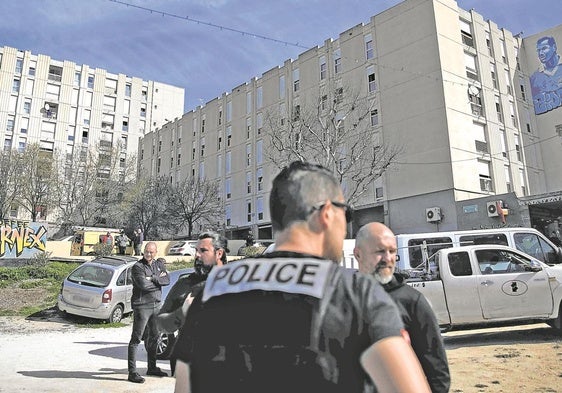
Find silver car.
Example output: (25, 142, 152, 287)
(57, 255, 138, 323)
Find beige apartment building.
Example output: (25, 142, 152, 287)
(0, 45, 184, 222)
(139, 0, 562, 240)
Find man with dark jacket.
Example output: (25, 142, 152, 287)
(354, 222, 450, 393)
(127, 241, 170, 384)
(156, 232, 229, 375)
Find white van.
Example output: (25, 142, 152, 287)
(395, 227, 562, 270)
(340, 227, 562, 271)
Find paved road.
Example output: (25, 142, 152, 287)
(0, 317, 175, 393)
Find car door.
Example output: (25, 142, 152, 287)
(115, 267, 134, 313)
(475, 248, 553, 319)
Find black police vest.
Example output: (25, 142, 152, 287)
(187, 257, 352, 393)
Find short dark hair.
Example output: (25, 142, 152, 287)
(198, 231, 229, 264)
(269, 161, 341, 233)
(537, 36, 556, 47)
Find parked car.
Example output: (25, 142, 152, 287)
(168, 241, 198, 256)
(57, 255, 138, 323)
(156, 267, 194, 360)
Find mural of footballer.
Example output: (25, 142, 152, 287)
(530, 36, 562, 114)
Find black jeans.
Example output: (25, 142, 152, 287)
(128, 304, 160, 374)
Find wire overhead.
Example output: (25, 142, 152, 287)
(107, 0, 309, 49)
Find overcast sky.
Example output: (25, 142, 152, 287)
(2, 0, 561, 111)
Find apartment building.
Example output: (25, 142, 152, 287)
(0, 45, 184, 221)
(139, 0, 562, 239)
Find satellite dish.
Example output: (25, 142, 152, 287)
(44, 103, 50, 110)
(468, 85, 480, 96)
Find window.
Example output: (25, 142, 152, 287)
(125, 83, 131, 97)
(376, 187, 384, 199)
(226, 151, 231, 174)
(4, 138, 12, 151)
(504, 165, 512, 192)
(499, 130, 507, 158)
(225, 205, 232, 226)
(246, 172, 252, 193)
(122, 119, 129, 132)
(6, 116, 15, 132)
(257, 197, 264, 220)
(217, 132, 223, 150)
(217, 155, 222, 177)
(84, 90, 93, 106)
(83, 109, 91, 125)
(177, 153, 181, 166)
(495, 96, 503, 123)
(272, 77, 283, 104)
(460, 20, 474, 47)
(226, 126, 232, 147)
(141, 88, 147, 101)
(25, 79, 34, 95)
(246, 118, 252, 139)
(370, 109, 379, 126)
(246, 92, 252, 114)
(367, 65, 376, 93)
(256, 86, 263, 109)
(319, 56, 327, 80)
(28, 60, 36, 76)
(247, 201, 252, 222)
(293, 68, 300, 92)
(18, 137, 26, 152)
(509, 102, 517, 127)
(519, 168, 526, 195)
(257, 168, 263, 191)
(335, 87, 343, 104)
(500, 39, 507, 62)
(105, 78, 117, 94)
(15, 58, 23, 73)
(448, 252, 473, 276)
(485, 31, 494, 56)
(49, 65, 63, 82)
(514, 134, 522, 161)
(257, 113, 263, 135)
(103, 95, 116, 111)
(23, 99, 31, 114)
(226, 101, 232, 122)
(67, 125, 75, 142)
(225, 178, 231, 199)
(87, 75, 95, 88)
(505, 69, 513, 96)
(46, 83, 60, 100)
(246, 144, 252, 166)
(200, 137, 205, 157)
(473, 122, 488, 154)
(201, 115, 206, 133)
(478, 160, 493, 192)
(490, 63, 498, 89)
(519, 78, 527, 101)
(20, 117, 29, 134)
(293, 104, 301, 121)
(12, 79, 20, 93)
(321, 95, 327, 111)
(74, 71, 81, 86)
(364, 34, 374, 59)
(464, 53, 478, 81)
(140, 105, 146, 117)
(256, 140, 263, 165)
(192, 141, 196, 159)
(468, 89, 483, 116)
(334, 49, 342, 74)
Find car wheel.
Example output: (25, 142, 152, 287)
(156, 332, 176, 360)
(108, 304, 124, 323)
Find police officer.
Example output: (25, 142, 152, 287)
(354, 222, 450, 393)
(172, 161, 430, 393)
(156, 232, 229, 375)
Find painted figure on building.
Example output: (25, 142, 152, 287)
(530, 36, 562, 115)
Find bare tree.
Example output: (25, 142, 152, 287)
(264, 83, 401, 204)
(0, 149, 21, 218)
(166, 177, 224, 238)
(124, 176, 171, 240)
(16, 144, 55, 221)
(52, 141, 137, 232)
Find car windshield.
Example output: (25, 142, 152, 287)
(171, 242, 185, 248)
(68, 265, 113, 287)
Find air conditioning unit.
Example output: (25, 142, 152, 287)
(426, 207, 442, 222)
(486, 201, 499, 217)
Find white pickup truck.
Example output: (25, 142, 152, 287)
(406, 244, 562, 332)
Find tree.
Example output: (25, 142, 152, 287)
(0, 149, 21, 219)
(165, 177, 224, 239)
(263, 82, 401, 205)
(124, 176, 171, 240)
(51, 142, 137, 233)
(17, 144, 56, 221)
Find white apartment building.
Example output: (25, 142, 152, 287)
(139, 0, 562, 240)
(0, 45, 184, 221)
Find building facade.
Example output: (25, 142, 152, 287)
(0, 45, 184, 222)
(139, 0, 562, 240)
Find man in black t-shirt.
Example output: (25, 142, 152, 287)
(172, 161, 430, 393)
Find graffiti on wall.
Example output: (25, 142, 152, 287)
(530, 36, 562, 115)
(0, 220, 47, 258)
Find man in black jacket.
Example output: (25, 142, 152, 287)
(127, 241, 170, 383)
(156, 232, 229, 375)
(354, 222, 450, 393)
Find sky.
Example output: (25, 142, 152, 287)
(2, 0, 561, 111)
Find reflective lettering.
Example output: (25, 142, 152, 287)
(297, 263, 318, 286)
(276, 263, 297, 283)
